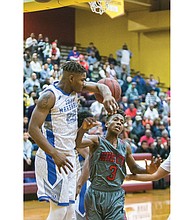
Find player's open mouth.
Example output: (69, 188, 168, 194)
(114, 126, 121, 131)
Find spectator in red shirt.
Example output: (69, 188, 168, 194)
(161, 130, 169, 145)
(49, 42, 60, 66)
(142, 115, 153, 127)
(124, 103, 137, 121)
(139, 129, 155, 146)
(77, 54, 89, 71)
(166, 87, 171, 98)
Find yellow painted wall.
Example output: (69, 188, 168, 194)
(75, 9, 170, 87)
(75, 9, 138, 67)
(139, 31, 170, 86)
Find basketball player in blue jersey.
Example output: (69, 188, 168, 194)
(75, 110, 93, 220)
(75, 147, 90, 220)
(28, 61, 118, 220)
(75, 109, 161, 220)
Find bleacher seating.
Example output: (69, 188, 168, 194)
(23, 171, 37, 195)
(58, 44, 168, 92)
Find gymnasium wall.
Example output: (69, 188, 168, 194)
(23, 7, 75, 45)
(23, 6, 170, 87)
(138, 31, 170, 86)
(75, 9, 170, 87)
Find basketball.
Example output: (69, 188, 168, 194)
(94, 78, 121, 103)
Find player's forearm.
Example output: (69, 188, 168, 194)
(126, 174, 154, 181)
(28, 125, 56, 157)
(130, 164, 148, 174)
(84, 82, 112, 97)
(127, 167, 169, 181)
(75, 127, 87, 148)
(96, 83, 112, 98)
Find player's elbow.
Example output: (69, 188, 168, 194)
(75, 139, 82, 148)
(128, 165, 139, 174)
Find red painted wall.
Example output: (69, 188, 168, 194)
(24, 7, 75, 45)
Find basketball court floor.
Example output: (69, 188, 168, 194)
(24, 187, 170, 220)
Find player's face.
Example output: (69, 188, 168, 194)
(71, 72, 86, 93)
(107, 114, 125, 135)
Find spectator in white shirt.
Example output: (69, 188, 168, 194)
(145, 88, 161, 107)
(117, 44, 132, 75)
(106, 63, 117, 79)
(30, 53, 42, 78)
(23, 131, 33, 171)
(25, 32, 38, 55)
(24, 72, 41, 95)
(144, 104, 159, 121)
(90, 101, 104, 119)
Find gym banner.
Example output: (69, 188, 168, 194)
(106, 0, 125, 19)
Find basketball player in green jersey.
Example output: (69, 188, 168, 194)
(75, 109, 160, 220)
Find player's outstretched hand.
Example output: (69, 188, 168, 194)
(145, 156, 162, 174)
(82, 117, 101, 131)
(102, 95, 119, 115)
(52, 149, 73, 174)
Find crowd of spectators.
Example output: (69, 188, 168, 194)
(23, 32, 171, 171)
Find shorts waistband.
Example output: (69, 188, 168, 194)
(90, 185, 122, 192)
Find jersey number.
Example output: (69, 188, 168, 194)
(106, 165, 118, 181)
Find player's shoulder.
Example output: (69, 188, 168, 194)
(37, 89, 56, 109)
(119, 138, 130, 147)
(39, 88, 55, 100)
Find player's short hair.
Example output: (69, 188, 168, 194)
(106, 109, 126, 122)
(62, 61, 87, 74)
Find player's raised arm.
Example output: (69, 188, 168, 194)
(75, 117, 99, 149)
(82, 81, 118, 114)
